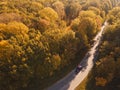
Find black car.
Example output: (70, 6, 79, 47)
(75, 65, 83, 74)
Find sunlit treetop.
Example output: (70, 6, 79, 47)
(39, 7, 58, 22)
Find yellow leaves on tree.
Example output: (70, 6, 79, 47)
(6, 22, 28, 34)
(95, 77, 107, 86)
(88, 6, 101, 15)
(79, 11, 96, 19)
(71, 18, 80, 31)
(51, 54, 61, 70)
(39, 18, 50, 32)
(0, 40, 8, 46)
(52, 1, 65, 19)
(79, 17, 97, 38)
(29, 2, 43, 12)
(107, 7, 120, 24)
(11, 65, 17, 74)
(0, 40, 13, 59)
(0, 22, 28, 36)
(0, 23, 6, 31)
(78, 10, 103, 36)
(38, 7, 59, 32)
(79, 10, 103, 26)
(0, 13, 22, 23)
(39, 7, 58, 22)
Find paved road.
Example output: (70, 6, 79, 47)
(47, 22, 107, 90)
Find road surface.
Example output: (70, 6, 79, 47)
(46, 22, 107, 90)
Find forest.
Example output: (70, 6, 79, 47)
(85, 5, 120, 90)
(0, 0, 120, 90)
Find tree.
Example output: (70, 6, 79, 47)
(38, 7, 59, 32)
(95, 77, 107, 86)
(79, 10, 96, 19)
(22, 1, 43, 15)
(0, 13, 22, 23)
(65, 1, 81, 24)
(88, 6, 100, 15)
(2, 21, 28, 35)
(79, 17, 97, 39)
(0, 40, 32, 90)
(52, 1, 65, 20)
(39, 7, 58, 22)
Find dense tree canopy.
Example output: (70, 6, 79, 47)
(0, 0, 120, 90)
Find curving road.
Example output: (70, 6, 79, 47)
(46, 22, 107, 90)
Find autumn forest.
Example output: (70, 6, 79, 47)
(0, 0, 120, 90)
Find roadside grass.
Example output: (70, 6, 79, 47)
(75, 77, 88, 90)
(75, 70, 95, 90)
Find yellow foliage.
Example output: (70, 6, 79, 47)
(12, 65, 17, 69)
(71, 18, 80, 31)
(52, 1, 65, 19)
(39, 18, 50, 31)
(95, 77, 107, 86)
(0, 13, 22, 23)
(23, 64, 28, 68)
(79, 17, 97, 35)
(88, 6, 100, 15)
(31, 2, 43, 11)
(0, 22, 29, 35)
(52, 54, 61, 69)
(39, 7, 58, 22)
(0, 40, 13, 59)
(0, 40, 9, 46)
(0, 23, 6, 31)
(22, 58, 26, 62)
(95, 61, 101, 65)
(6, 22, 28, 34)
(79, 11, 96, 19)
